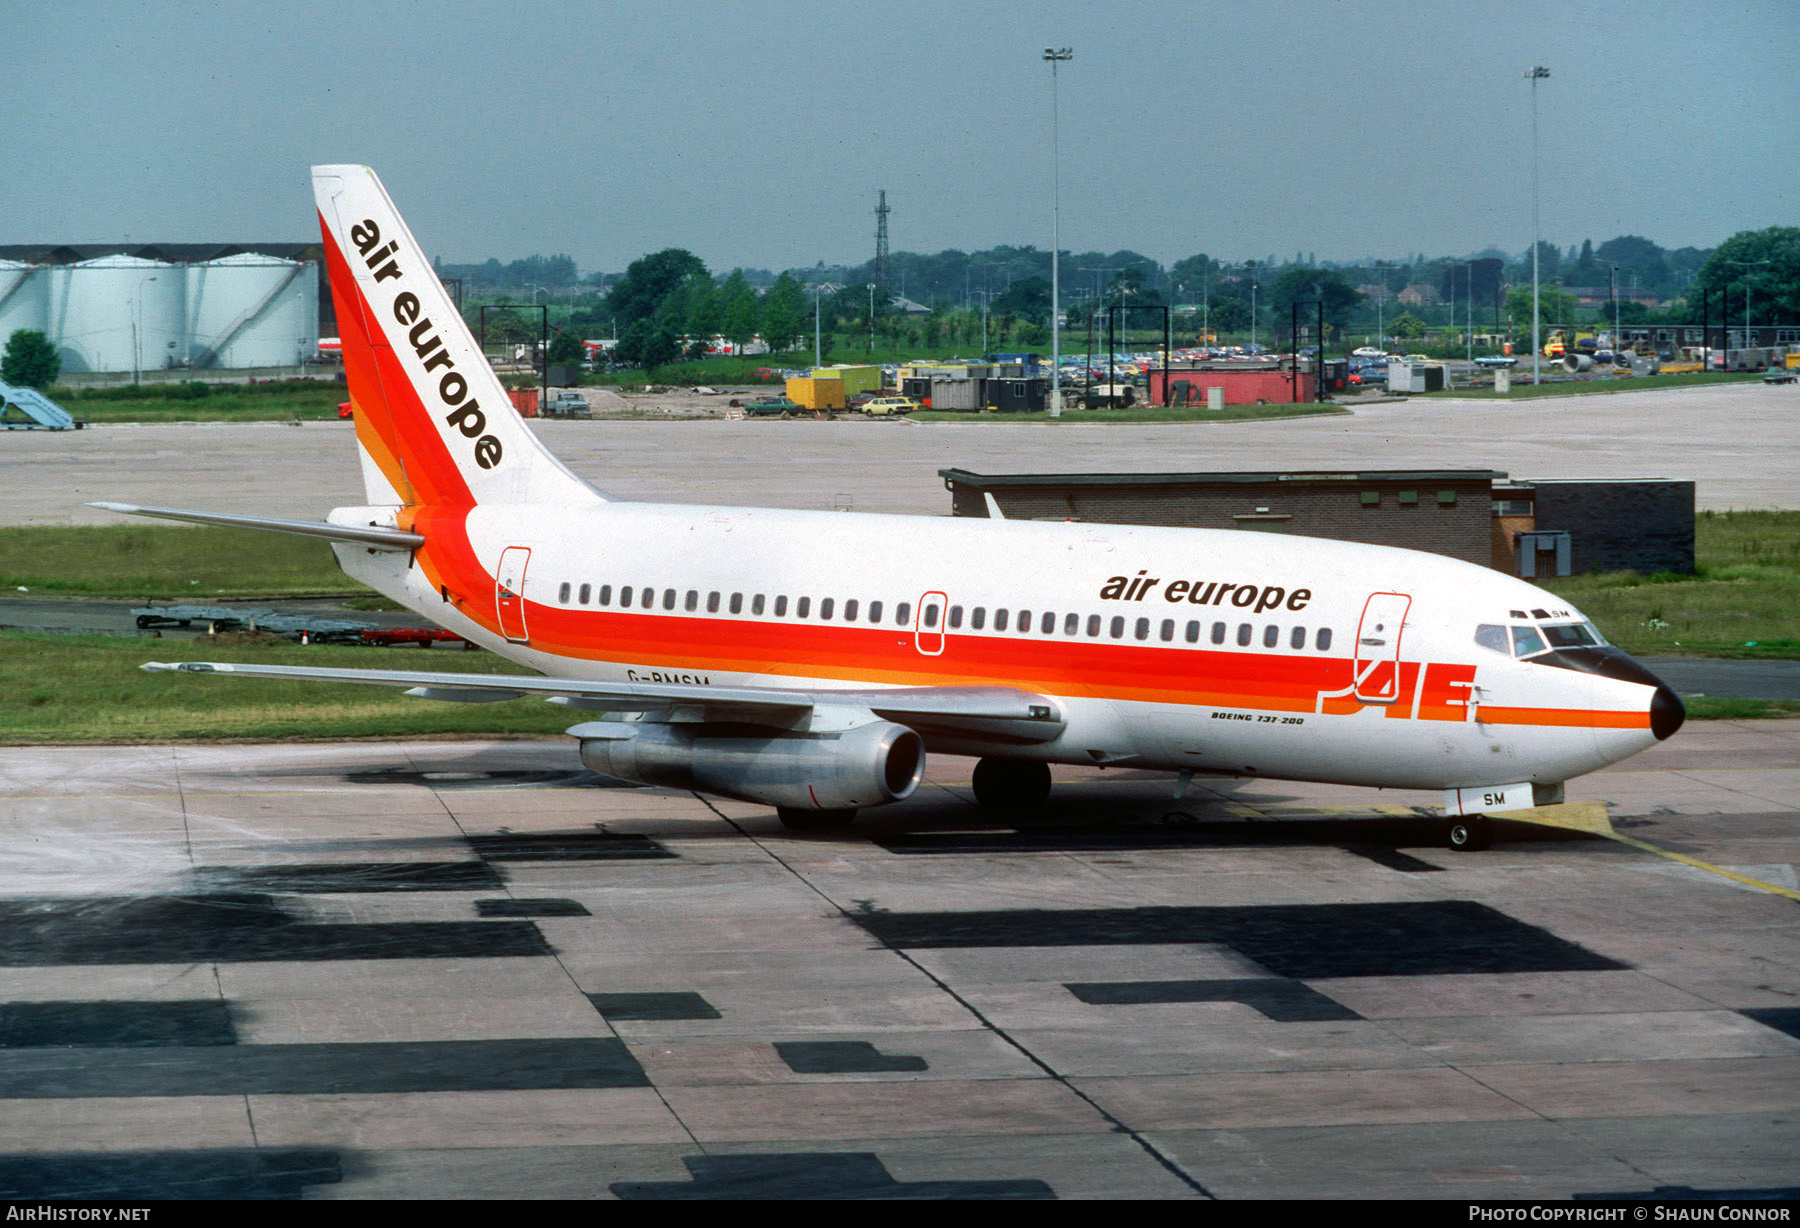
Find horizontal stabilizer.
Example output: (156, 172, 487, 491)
(90, 502, 423, 551)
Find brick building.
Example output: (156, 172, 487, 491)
(940, 469, 1694, 577)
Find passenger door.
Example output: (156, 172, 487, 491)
(914, 590, 947, 656)
(496, 546, 532, 645)
(1352, 592, 1411, 703)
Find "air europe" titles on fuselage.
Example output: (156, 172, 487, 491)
(349, 218, 505, 471)
(1099, 570, 1312, 614)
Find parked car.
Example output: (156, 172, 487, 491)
(744, 396, 803, 417)
(862, 396, 920, 416)
(544, 389, 591, 418)
(1473, 355, 1518, 368)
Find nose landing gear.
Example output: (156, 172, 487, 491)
(1447, 814, 1493, 852)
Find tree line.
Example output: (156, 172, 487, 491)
(458, 224, 1797, 366)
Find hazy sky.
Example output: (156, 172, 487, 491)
(7, 0, 1796, 274)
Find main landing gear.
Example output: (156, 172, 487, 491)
(972, 758, 1052, 816)
(1446, 814, 1493, 853)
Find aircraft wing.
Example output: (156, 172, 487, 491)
(140, 661, 1066, 743)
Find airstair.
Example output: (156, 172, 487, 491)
(0, 379, 77, 430)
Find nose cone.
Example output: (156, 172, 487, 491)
(1651, 684, 1686, 741)
(1530, 646, 1685, 744)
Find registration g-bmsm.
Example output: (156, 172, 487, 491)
(97, 166, 1685, 851)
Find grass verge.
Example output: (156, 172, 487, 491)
(51, 380, 347, 423)
(1683, 697, 1800, 721)
(1544, 510, 1800, 659)
(1420, 371, 1765, 400)
(912, 402, 1349, 425)
(0, 633, 569, 743)
(0, 526, 366, 600)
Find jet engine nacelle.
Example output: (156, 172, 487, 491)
(574, 719, 925, 812)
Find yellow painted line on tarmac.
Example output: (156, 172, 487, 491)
(1511, 803, 1800, 902)
(1603, 831, 1800, 902)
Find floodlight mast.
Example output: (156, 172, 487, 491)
(1527, 66, 1550, 386)
(1045, 47, 1072, 416)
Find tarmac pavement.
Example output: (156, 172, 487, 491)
(0, 728, 1795, 1199)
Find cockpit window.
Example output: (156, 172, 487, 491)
(1510, 625, 1548, 658)
(1474, 624, 1510, 655)
(1541, 622, 1600, 649)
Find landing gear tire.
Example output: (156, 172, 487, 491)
(1447, 815, 1493, 853)
(776, 806, 856, 831)
(972, 758, 1052, 816)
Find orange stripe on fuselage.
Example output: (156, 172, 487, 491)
(491, 597, 1652, 731)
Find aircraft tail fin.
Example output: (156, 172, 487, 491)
(311, 165, 602, 510)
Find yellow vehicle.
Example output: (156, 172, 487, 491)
(1542, 329, 1597, 359)
(863, 396, 919, 416)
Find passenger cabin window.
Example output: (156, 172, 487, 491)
(729, 593, 742, 614)
(1237, 624, 1252, 646)
(599, 585, 612, 606)
(797, 596, 811, 618)
(752, 594, 764, 616)
(994, 609, 1009, 632)
(1316, 628, 1332, 651)
(774, 595, 788, 616)
(1087, 614, 1101, 637)
(971, 607, 986, 630)
(896, 602, 911, 625)
(579, 583, 591, 605)
(819, 598, 834, 620)
(869, 600, 882, 622)
(559, 582, 571, 603)
(662, 589, 676, 610)
(707, 591, 720, 613)
(844, 599, 858, 621)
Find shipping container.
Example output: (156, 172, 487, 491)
(814, 364, 881, 396)
(928, 377, 980, 411)
(785, 376, 846, 410)
(985, 377, 1048, 413)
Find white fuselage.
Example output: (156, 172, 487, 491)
(333, 500, 1667, 793)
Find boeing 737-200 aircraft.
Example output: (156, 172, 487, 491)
(97, 165, 1684, 849)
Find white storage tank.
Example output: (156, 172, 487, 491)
(0, 260, 49, 342)
(50, 256, 182, 373)
(186, 253, 317, 369)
